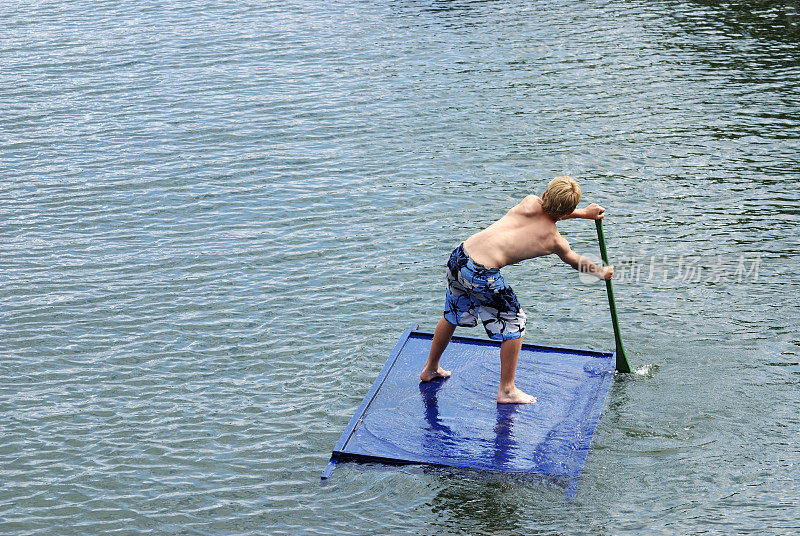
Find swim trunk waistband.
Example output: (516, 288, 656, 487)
(458, 243, 499, 273)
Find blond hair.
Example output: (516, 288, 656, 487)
(542, 176, 581, 220)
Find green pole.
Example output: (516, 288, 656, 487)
(595, 219, 631, 373)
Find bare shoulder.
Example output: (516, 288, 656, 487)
(518, 195, 542, 214)
(522, 194, 541, 206)
(551, 233, 571, 255)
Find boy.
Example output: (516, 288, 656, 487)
(419, 176, 614, 404)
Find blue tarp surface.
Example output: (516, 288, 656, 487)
(326, 325, 616, 493)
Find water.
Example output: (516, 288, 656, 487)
(2, 0, 799, 534)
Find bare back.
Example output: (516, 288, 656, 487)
(463, 196, 562, 269)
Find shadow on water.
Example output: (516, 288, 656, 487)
(686, 0, 800, 43)
(643, 1, 800, 181)
(658, 0, 800, 68)
(417, 382, 526, 534)
(416, 384, 580, 533)
(417, 463, 585, 536)
(423, 474, 530, 536)
(388, 0, 500, 31)
(391, 0, 491, 14)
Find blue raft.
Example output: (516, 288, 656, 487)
(322, 323, 617, 495)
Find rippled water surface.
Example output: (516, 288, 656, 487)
(2, 1, 800, 534)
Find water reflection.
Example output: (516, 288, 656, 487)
(419, 380, 455, 460)
(492, 404, 521, 469)
(419, 379, 525, 469)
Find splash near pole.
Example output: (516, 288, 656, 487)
(595, 219, 631, 373)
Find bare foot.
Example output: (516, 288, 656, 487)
(497, 386, 536, 404)
(419, 367, 451, 382)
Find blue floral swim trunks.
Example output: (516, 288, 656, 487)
(443, 243, 526, 341)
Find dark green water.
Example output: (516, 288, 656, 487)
(2, 1, 799, 534)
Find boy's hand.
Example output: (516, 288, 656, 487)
(602, 265, 614, 281)
(585, 203, 606, 220)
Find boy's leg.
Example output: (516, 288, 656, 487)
(497, 336, 536, 404)
(420, 316, 455, 382)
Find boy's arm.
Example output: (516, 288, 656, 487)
(562, 203, 606, 220)
(554, 237, 613, 280)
